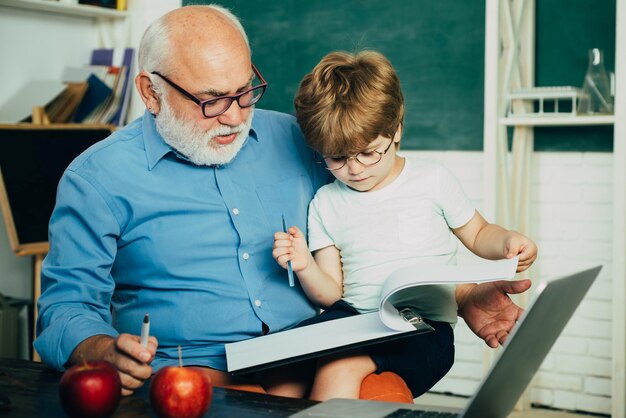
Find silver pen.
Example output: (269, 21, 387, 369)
(140, 313, 150, 347)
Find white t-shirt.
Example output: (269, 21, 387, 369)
(307, 157, 475, 323)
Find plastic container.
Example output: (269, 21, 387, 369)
(577, 48, 614, 114)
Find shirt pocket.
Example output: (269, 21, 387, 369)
(255, 174, 313, 232)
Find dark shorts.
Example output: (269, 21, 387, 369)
(297, 300, 455, 398)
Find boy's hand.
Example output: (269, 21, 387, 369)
(272, 226, 311, 272)
(505, 234, 537, 272)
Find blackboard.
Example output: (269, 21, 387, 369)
(534, 0, 615, 152)
(185, 0, 615, 152)
(0, 125, 112, 252)
(186, 0, 486, 150)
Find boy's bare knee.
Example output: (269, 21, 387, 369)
(265, 383, 308, 399)
(317, 354, 376, 382)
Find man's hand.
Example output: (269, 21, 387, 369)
(69, 333, 158, 396)
(456, 279, 531, 348)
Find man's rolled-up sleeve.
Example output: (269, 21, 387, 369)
(34, 169, 121, 370)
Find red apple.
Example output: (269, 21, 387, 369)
(149, 366, 212, 418)
(59, 360, 121, 418)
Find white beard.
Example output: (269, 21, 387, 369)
(155, 99, 254, 166)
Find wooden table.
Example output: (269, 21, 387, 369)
(0, 358, 316, 417)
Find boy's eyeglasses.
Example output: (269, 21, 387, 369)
(317, 138, 395, 171)
(150, 64, 267, 118)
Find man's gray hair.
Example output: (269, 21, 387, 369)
(137, 4, 250, 85)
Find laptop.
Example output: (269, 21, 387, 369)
(289, 265, 602, 418)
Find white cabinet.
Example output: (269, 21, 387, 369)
(484, 1, 625, 416)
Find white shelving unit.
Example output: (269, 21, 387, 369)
(484, 1, 625, 416)
(0, 0, 127, 19)
(500, 115, 615, 127)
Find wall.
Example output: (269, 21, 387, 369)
(126, 0, 184, 120)
(0, 7, 101, 300)
(529, 152, 612, 414)
(403, 150, 613, 415)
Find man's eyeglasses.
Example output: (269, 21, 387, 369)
(151, 64, 267, 118)
(317, 138, 395, 171)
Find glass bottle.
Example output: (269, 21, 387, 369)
(577, 48, 614, 114)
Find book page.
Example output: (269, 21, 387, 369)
(226, 311, 416, 373)
(379, 257, 519, 330)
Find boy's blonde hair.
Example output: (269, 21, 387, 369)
(294, 50, 404, 156)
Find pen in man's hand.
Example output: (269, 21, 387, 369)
(282, 215, 295, 287)
(140, 313, 150, 347)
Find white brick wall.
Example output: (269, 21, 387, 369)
(531, 153, 613, 415)
(401, 150, 614, 415)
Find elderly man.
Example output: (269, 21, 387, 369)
(35, 4, 531, 397)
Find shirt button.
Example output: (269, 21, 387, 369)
(255, 299, 262, 307)
(242, 252, 250, 260)
(232, 208, 240, 216)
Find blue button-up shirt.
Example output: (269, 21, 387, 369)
(35, 109, 329, 371)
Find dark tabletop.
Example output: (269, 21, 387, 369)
(0, 358, 316, 417)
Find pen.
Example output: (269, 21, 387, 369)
(140, 313, 150, 347)
(282, 215, 295, 287)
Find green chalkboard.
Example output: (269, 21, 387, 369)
(535, 0, 615, 152)
(183, 0, 615, 152)
(185, 0, 486, 150)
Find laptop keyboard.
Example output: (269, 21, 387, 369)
(382, 408, 459, 418)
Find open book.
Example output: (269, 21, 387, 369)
(225, 257, 519, 374)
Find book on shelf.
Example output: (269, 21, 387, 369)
(0, 46, 134, 125)
(80, 65, 125, 124)
(72, 73, 114, 124)
(225, 257, 519, 374)
(44, 82, 89, 123)
(90, 48, 135, 126)
(78, 0, 117, 9)
(78, 0, 127, 10)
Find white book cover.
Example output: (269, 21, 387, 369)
(226, 257, 518, 374)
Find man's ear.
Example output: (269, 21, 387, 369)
(135, 71, 161, 115)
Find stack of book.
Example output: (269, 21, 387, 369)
(0, 48, 135, 126)
(73, 65, 125, 125)
(82, 47, 135, 126)
(43, 81, 89, 123)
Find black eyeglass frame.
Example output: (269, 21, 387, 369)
(317, 137, 395, 171)
(150, 64, 267, 118)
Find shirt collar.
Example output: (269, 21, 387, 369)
(142, 110, 260, 170)
(143, 110, 174, 170)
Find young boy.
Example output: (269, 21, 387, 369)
(271, 50, 537, 401)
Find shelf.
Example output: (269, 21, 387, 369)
(500, 114, 615, 127)
(0, 0, 127, 19)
